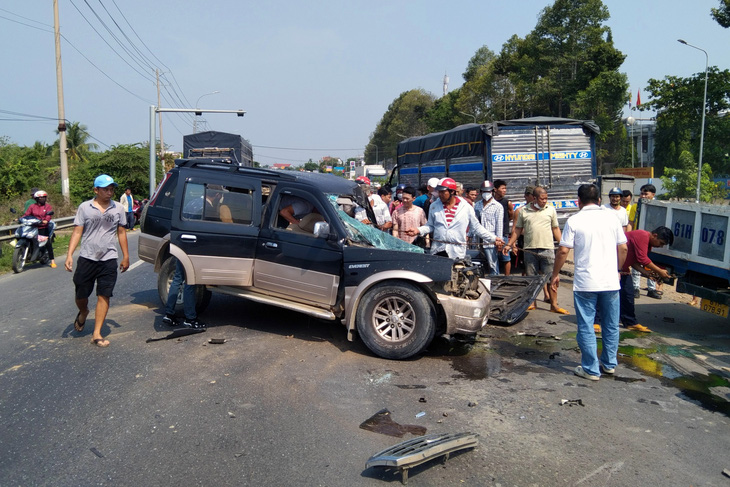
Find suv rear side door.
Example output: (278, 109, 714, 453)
(171, 173, 260, 286)
(254, 187, 343, 308)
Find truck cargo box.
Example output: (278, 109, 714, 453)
(183, 131, 253, 167)
(395, 117, 599, 225)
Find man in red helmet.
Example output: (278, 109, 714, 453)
(406, 178, 502, 259)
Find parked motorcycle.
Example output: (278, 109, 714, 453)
(9, 208, 55, 273)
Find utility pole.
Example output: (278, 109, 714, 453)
(53, 0, 69, 203)
(156, 69, 165, 172)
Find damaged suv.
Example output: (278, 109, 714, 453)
(138, 159, 543, 359)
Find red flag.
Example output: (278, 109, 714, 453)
(636, 90, 641, 107)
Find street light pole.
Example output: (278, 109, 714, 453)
(678, 39, 709, 203)
(193, 90, 220, 133)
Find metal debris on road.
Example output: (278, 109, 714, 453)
(90, 447, 104, 458)
(208, 338, 226, 344)
(516, 331, 561, 340)
(359, 409, 427, 438)
(366, 432, 479, 485)
(145, 328, 206, 342)
(560, 399, 585, 407)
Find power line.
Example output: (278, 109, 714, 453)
(253, 144, 366, 151)
(68, 0, 155, 83)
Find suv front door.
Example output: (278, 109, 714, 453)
(254, 188, 343, 308)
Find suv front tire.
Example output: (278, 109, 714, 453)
(355, 282, 436, 360)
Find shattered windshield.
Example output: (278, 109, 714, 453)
(327, 195, 424, 254)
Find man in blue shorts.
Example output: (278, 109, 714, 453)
(65, 174, 130, 347)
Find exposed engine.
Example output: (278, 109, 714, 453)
(443, 258, 483, 299)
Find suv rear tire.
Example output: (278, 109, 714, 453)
(356, 282, 436, 360)
(158, 257, 212, 315)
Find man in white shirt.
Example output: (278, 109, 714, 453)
(369, 187, 393, 232)
(551, 184, 628, 381)
(604, 187, 629, 232)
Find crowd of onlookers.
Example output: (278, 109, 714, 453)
(356, 175, 674, 380)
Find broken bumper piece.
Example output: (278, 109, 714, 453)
(366, 432, 479, 484)
(438, 279, 491, 335)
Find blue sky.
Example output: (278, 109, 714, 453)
(1, 0, 727, 166)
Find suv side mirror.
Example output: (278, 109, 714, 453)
(313, 221, 330, 239)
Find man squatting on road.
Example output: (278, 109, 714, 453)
(65, 174, 130, 348)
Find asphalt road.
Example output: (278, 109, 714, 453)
(1, 232, 729, 486)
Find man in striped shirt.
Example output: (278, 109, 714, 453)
(407, 178, 502, 259)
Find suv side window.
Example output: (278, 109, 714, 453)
(181, 182, 255, 225)
(272, 191, 327, 236)
(153, 172, 178, 209)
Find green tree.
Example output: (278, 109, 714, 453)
(0, 140, 41, 198)
(644, 67, 730, 175)
(425, 90, 463, 132)
(366, 89, 435, 165)
(462, 45, 496, 83)
(69, 143, 158, 204)
(303, 160, 320, 172)
(660, 150, 724, 202)
(55, 121, 98, 163)
(475, 0, 627, 166)
(712, 0, 730, 27)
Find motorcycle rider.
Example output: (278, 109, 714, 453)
(23, 190, 56, 268)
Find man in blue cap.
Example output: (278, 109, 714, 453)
(65, 174, 130, 348)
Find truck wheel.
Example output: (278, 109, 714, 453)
(12, 243, 28, 274)
(356, 282, 436, 360)
(158, 257, 212, 315)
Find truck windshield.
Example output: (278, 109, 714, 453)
(327, 195, 424, 254)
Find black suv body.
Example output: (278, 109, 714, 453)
(139, 159, 542, 359)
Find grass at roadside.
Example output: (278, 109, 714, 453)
(0, 234, 71, 274)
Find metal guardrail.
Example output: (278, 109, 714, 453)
(0, 216, 76, 242)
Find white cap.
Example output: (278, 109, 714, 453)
(427, 177, 440, 189)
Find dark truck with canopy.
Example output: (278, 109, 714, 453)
(183, 130, 253, 167)
(394, 117, 599, 225)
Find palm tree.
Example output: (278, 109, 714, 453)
(54, 121, 98, 162)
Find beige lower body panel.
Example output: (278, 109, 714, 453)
(254, 260, 339, 306)
(188, 255, 254, 286)
(138, 233, 162, 265)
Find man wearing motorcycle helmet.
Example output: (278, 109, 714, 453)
(604, 187, 629, 232)
(406, 177, 503, 259)
(389, 183, 407, 214)
(23, 190, 56, 268)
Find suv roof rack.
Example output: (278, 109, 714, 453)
(174, 158, 297, 180)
